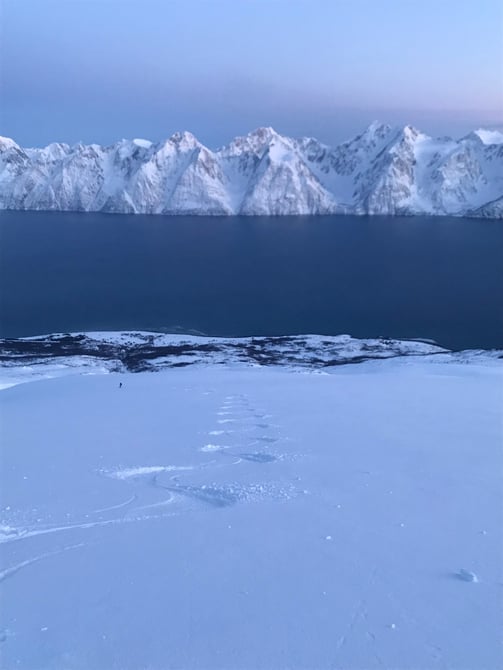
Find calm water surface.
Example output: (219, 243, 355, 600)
(1, 211, 502, 349)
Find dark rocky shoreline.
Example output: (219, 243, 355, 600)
(0, 332, 452, 374)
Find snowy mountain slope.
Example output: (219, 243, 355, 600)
(1, 334, 502, 669)
(239, 135, 340, 215)
(1, 123, 502, 217)
(469, 194, 503, 218)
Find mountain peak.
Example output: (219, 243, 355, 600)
(345, 122, 393, 149)
(132, 138, 153, 149)
(367, 120, 390, 132)
(248, 126, 280, 139)
(0, 124, 501, 218)
(0, 136, 20, 152)
(400, 124, 422, 142)
(363, 121, 393, 137)
(168, 131, 201, 149)
(473, 129, 503, 145)
(222, 126, 283, 157)
(35, 142, 71, 161)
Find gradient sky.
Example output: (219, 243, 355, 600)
(1, 0, 502, 148)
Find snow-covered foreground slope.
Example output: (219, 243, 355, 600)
(1, 335, 502, 669)
(1, 123, 502, 217)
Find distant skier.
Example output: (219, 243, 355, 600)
(119, 382, 123, 388)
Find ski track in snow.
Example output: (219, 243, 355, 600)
(0, 510, 178, 546)
(161, 392, 288, 508)
(1, 364, 499, 668)
(0, 543, 86, 583)
(90, 494, 137, 514)
(332, 567, 379, 663)
(0, 390, 290, 561)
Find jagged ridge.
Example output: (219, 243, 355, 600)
(1, 123, 502, 218)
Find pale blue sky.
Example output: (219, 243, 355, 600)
(1, 0, 502, 147)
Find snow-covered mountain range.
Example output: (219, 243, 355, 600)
(1, 123, 502, 217)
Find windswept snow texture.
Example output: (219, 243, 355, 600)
(1, 123, 502, 217)
(0, 335, 502, 669)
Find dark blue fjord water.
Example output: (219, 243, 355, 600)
(0, 211, 502, 349)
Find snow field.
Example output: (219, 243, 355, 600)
(0, 358, 502, 669)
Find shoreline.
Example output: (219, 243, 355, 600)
(1, 331, 501, 390)
(1, 207, 502, 221)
